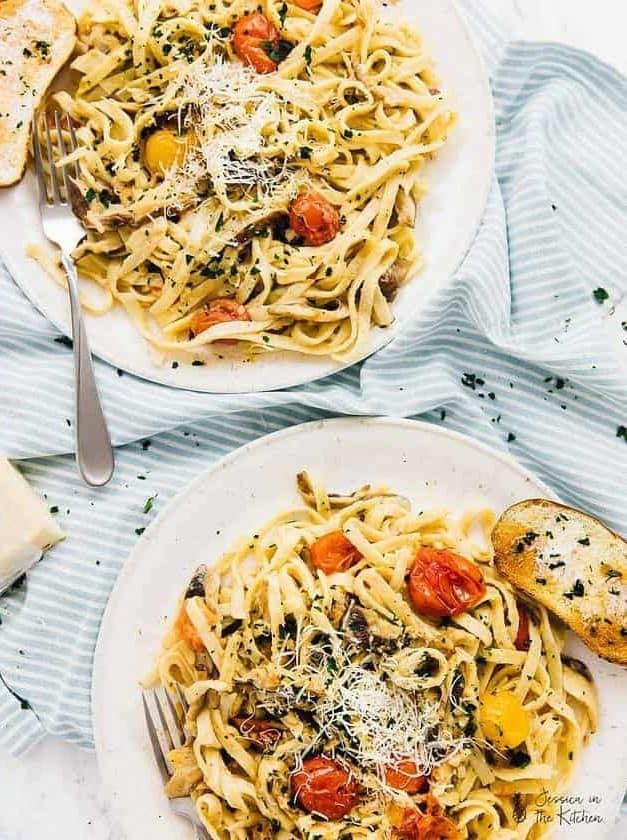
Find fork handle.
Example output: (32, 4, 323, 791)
(61, 252, 114, 487)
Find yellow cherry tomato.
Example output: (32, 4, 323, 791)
(143, 129, 191, 176)
(479, 690, 531, 750)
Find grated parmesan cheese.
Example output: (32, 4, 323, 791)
(158, 37, 297, 208)
(256, 626, 470, 791)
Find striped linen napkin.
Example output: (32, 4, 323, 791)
(0, 0, 626, 760)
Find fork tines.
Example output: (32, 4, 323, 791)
(142, 685, 189, 783)
(32, 111, 80, 206)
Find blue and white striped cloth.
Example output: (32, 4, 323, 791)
(1, 0, 626, 756)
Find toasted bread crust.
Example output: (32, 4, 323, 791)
(0, 0, 76, 187)
(493, 499, 627, 665)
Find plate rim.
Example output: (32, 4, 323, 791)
(0, 0, 495, 394)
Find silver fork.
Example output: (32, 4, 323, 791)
(143, 686, 208, 839)
(32, 112, 114, 487)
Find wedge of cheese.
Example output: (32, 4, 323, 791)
(0, 457, 64, 587)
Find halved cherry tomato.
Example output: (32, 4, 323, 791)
(407, 547, 486, 618)
(514, 603, 530, 651)
(394, 810, 461, 840)
(289, 191, 341, 246)
(294, 0, 323, 11)
(392, 798, 461, 840)
(232, 716, 281, 750)
(384, 760, 427, 794)
(190, 299, 251, 341)
(310, 531, 362, 575)
(233, 13, 280, 74)
(291, 755, 360, 820)
(175, 605, 204, 652)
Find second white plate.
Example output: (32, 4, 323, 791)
(93, 417, 627, 839)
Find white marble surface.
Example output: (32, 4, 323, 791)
(1, 2, 626, 839)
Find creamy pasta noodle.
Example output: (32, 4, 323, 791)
(147, 474, 597, 839)
(36, 0, 454, 363)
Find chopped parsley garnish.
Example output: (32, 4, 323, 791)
(605, 569, 622, 580)
(54, 335, 73, 349)
(35, 40, 50, 57)
(278, 2, 288, 26)
(617, 425, 627, 442)
(49, 505, 59, 514)
(85, 187, 97, 202)
(261, 39, 293, 63)
(215, 211, 224, 231)
(507, 432, 516, 443)
(593, 287, 609, 303)
(98, 190, 113, 208)
(509, 750, 531, 768)
(304, 44, 313, 66)
(342, 128, 354, 139)
(461, 372, 484, 390)
(299, 146, 313, 159)
(22, 47, 32, 58)
(135, 527, 146, 536)
(548, 560, 565, 570)
(564, 579, 585, 599)
(142, 495, 157, 514)
(577, 537, 590, 546)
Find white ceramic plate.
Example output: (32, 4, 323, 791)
(93, 417, 627, 840)
(0, 0, 494, 393)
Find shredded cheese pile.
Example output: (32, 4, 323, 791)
(163, 39, 296, 206)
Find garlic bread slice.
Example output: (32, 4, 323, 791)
(493, 499, 626, 664)
(0, 0, 76, 187)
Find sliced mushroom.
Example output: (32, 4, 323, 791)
(232, 210, 288, 245)
(394, 190, 416, 226)
(185, 565, 207, 599)
(342, 601, 402, 642)
(561, 655, 593, 682)
(378, 258, 411, 302)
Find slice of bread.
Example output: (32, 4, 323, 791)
(492, 499, 626, 665)
(0, 0, 76, 187)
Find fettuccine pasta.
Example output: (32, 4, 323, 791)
(147, 474, 597, 839)
(37, 0, 454, 363)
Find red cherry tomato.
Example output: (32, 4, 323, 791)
(394, 809, 461, 840)
(289, 191, 341, 246)
(190, 298, 250, 342)
(514, 602, 530, 651)
(232, 716, 281, 750)
(408, 547, 486, 618)
(310, 531, 362, 574)
(384, 760, 427, 794)
(233, 13, 280, 74)
(294, 0, 323, 10)
(175, 606, 204, 651)
(291, 755, 360, 820)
